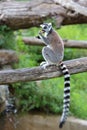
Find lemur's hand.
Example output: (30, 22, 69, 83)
(36, 35, 40, 39)
(39, 29, 45, 34)
(39, 31, 42, 35)
(36, 30, 44, 39)
(36, 30, 45, 39)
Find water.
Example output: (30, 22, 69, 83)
(0, 85, 19, 129)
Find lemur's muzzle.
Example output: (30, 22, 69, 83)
(40, 24, 45, 33)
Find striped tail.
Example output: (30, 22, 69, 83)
(59, 62, 70, 128)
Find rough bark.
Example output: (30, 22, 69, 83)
(0, 57, 87, 84)
(0, 50, 19, 65)
(23, 37, 87, 49)
(55, 0, 87, 16)
(0, 0, 87, 30)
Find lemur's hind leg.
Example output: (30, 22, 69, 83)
(41, 46, 59, 69)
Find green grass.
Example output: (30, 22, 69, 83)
(71, 90, 87, 119)
(58, 24, 87, 40)
(58, 25, 87, 60)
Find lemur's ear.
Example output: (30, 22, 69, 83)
(48, 23, 52, 26)
(40, 24, 44, 28)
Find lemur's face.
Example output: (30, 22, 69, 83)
(40, 23, 52, 35)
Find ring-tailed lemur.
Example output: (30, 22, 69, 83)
(37, 23, 70, 128)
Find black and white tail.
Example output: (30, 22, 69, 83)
(59, 62, 70, 128)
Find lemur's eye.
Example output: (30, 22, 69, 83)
(43, 26, 47, 29)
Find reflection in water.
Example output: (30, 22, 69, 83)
(0, 113, 19, 130)
(5, 113, 19, 129)
(0, 85, 19, 129)
(4, 92, 19, 129)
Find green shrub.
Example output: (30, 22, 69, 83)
(15, 78, 64, 114)
(71, 91, 87, 119)
(58, 24, 87, 60)
(0, 25, 15, 49)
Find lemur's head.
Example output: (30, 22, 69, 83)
(40, 23, 52, 35)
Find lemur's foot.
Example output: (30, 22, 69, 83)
(40, 61, 46, 66)
(40, 62, 49, 69)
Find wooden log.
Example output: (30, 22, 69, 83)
(64, 39, 87, 49)
(0, 50, 19, 65)
(0, 0, 87, 30)
(0, 57, 87, 84)
(23, 37, 87, 49)
(23, 37, 44, 46)
(55, 0, 87, 16)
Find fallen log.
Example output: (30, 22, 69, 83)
(55, 0, 87, 16)
(23, 37, 87, 49)
(0, 57, 87, 84)
(0, 0, 87, 30)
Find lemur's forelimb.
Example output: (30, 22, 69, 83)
(36, 35, 40, 39)
(39, 32, 50, 45)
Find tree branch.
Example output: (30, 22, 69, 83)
(0, 57, 87, 84)
(23, 37, 87, 49)
(0, 0, 87, 30)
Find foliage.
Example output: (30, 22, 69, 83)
(58, 24, 87, 40)
(70, 72, 87, 119)
(15, 79, 63, 114)
(71, 90, 87, 119)
(0, 25, 15, 49)
(15, 30, 42, 68)
(58, 24, 87, 60)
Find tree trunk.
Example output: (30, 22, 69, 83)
(0, 0, 87, 30)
